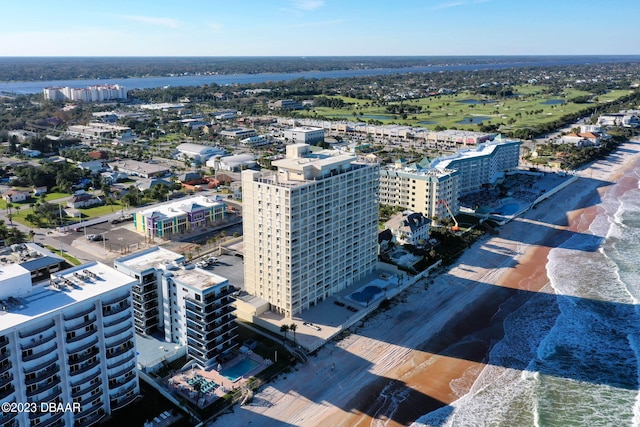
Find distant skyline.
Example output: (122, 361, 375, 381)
(1, 0, 639, 57)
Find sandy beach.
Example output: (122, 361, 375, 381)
(213, 140, 640, 427)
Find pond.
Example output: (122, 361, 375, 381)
(540, 99, 565, 105)
(457, 116, 492, 124)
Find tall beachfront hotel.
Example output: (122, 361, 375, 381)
(0, 261, 139, 427)
(242, 144, 380, 318)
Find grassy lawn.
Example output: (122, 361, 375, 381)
(300, 84, 628, 132)
(44, 245, 81, 266)
(9, 200, 129, 228)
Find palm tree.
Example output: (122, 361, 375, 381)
(279, 324, 289, 346)
(28, 230, 35, 242)
(289, 323, 297, 346)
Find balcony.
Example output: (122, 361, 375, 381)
(72, 379, 102, 399)
(19, 320, 55, 339)
(65, 316, 97, 333)
(110, 380, 137, 400)
(104, 322, 133, 340)
(32, 411, 64, 427)
(108, 372, 136, 391)
(184, 299, 202, 313)
(0, 350, 10, 364)
(66, 326, 97, 344)
(0, 409, 17, 425)
(27, 383, 62, 405)
(75, 400, 104, 420)
(0, 373, 12, 388)
(107, 352, 135, 370)
(103, 311, 132, 328)
(103, 292, 130, 307)
(0, 335, 8, 348)
(103, 301, 131, 318)
(108, 362, 135, 383)
(71, 368, 101, 389)
(0, 383, 14, 400)
(23, 354, 57, 376)
(134, 308, 158, 320)
(110, 390, 138, 411)
(69, 358, 100, 377)
(23, 342, 57, 362)
(106, 341, 134, 359)
(25, 364, 58, 386)
(132, 292, 157, 304)
(67, 337, 99, 355)
(106, 333, 134, 351)
(63, 305, 95, 322)
(75, 408, 106, 427)
(26, 376, 61, 398)
(68, 347, 99, 366)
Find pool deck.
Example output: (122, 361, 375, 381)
(165, 352, 271, 408)
(253, 264, 410, 353)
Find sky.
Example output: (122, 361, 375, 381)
(1, 0, 639, 57)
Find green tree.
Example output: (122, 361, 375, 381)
(279, 324, 289, 346)
(289, 323, 297, 346)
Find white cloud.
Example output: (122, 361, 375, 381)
(120, 15, 181, 29)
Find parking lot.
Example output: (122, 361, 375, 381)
(194, 253, 245, 291)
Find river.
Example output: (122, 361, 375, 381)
(1, 56, 639, 94)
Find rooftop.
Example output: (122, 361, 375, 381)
(0, 243, 64, 270)
(0, 261, 136, 333)
(171, 266, 228, 292)
(115, 246, 185, 273)
(137, 195, 225, 219)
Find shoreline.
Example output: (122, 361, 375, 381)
(214, 140, 640, 427)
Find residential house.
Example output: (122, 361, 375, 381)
(67, 194, 103, 209)
(2, 189, 29, 203)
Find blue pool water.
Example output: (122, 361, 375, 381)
(496, 203, 521, 215)
(351, 286, 383, 303)
(221, 358, 259, 381)
(457, 116, 491, 124)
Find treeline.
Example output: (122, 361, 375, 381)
(0, 56, 533, 82)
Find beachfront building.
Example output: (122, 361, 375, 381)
(114, 247, 238, 369)
(0, 261, 139, 427)
(379, 159, 460, 219)
(43, 84, 127, 102)
(242, 143, 380, 318)
(385, 211, 432, 246)
(283, 127, 325, 145)
(133, 195, 226, 241)
(430, 138, 521, 194)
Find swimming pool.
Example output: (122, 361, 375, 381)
(221, 358, 259, 381)
(351, 285, 383, 303)
(496, 203, 521, 215)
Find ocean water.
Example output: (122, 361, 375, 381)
(416, 157, 640, 426)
